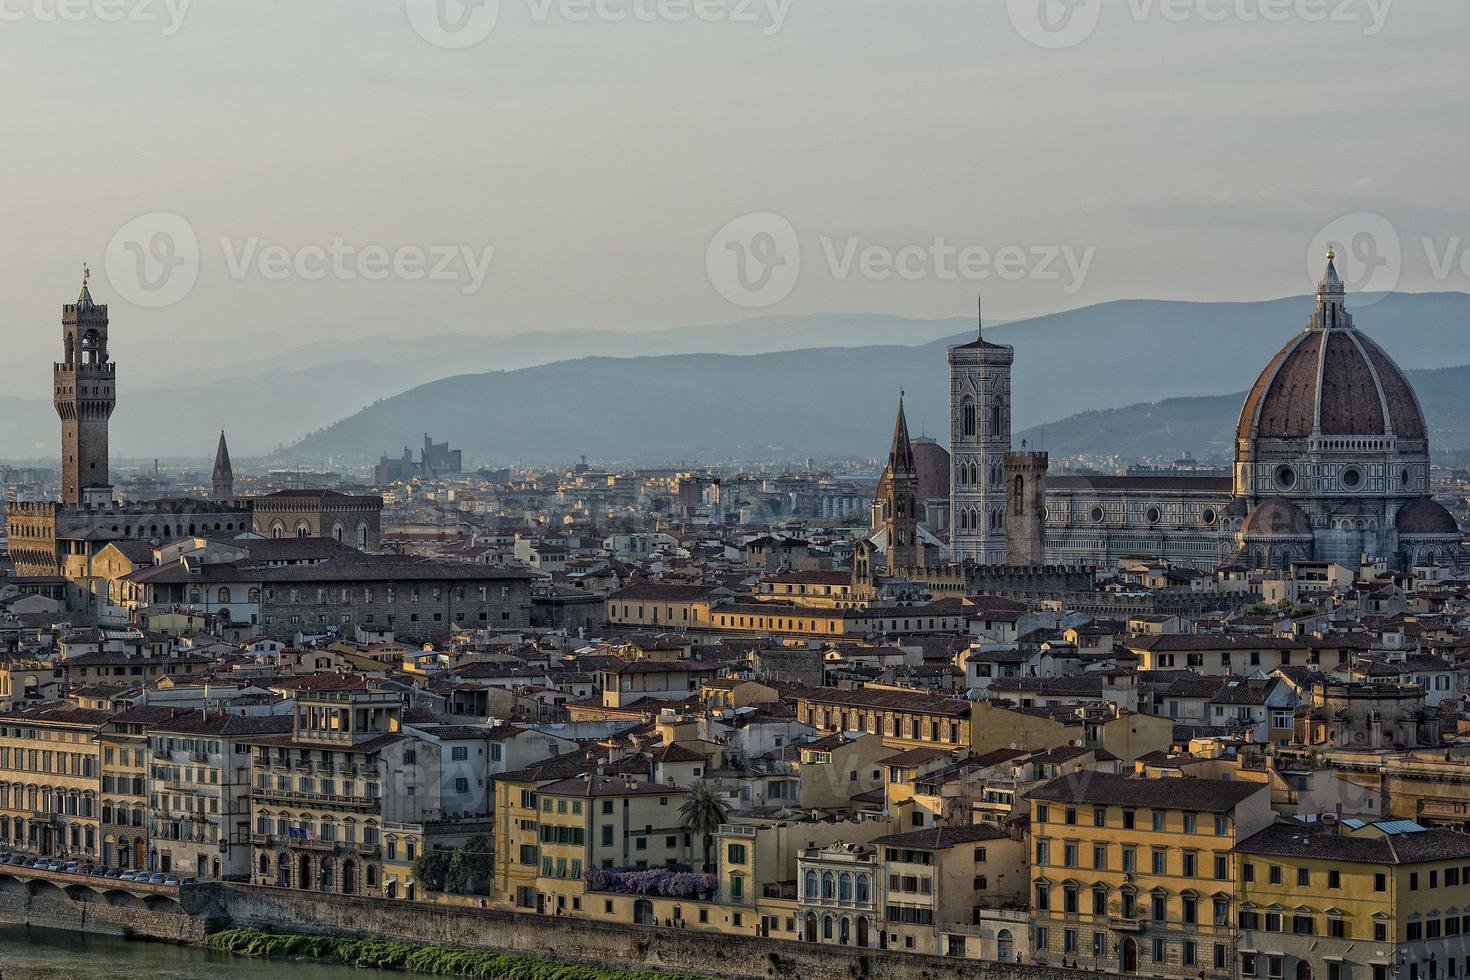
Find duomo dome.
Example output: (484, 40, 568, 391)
(1228, 250, 1460, 570)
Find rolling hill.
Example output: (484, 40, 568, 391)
(283, 292, 1470, 466)
(1016, 362, 1470, 461)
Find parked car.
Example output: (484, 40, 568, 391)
(104, 869, 122, 879)
(119, 870, 138, 882)
(147, 873, 166, 885)
(162, 875, 179, 887)
(64, 862, 79, 873)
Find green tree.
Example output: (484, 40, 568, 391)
(678, 779, 730, 873)
(412, 849, 451, 893)
(444, 834, 495, 895)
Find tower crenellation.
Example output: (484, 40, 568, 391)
(55, 269, 116, 507)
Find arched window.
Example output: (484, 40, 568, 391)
(804, 870, 817, 899)
(357, 523, 369, 549)
(295, 522, 310, 539)
(991, 399, 1004, 436)
(218, 587, 232, 604)
(821, 871, 835, 900)
(332, 523, 345, 543)
(855, 874, 870, 904)
(1013, 475, 1025, 516)
(961, 397, 976, 438)
(838, 873, 853, 902)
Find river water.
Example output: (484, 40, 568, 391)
(0, 925, 436, 979)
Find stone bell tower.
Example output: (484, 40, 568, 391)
(1004, 451, 1049, 567)
(55, 267, 116, 507)
(948, 296, 1012, 564)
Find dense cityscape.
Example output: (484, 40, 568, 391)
(0, 249, 1469, 980)
(5, 2, 1469, 979)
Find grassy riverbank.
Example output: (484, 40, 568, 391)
(204, 927, 714, 980)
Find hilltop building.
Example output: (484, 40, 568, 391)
(374, 434, 464, 485)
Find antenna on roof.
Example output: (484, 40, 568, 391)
(977, 292, 984, 342)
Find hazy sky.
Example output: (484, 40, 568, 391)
(2, 0, 1467, 370)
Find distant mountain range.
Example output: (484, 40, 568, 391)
(0, 314, 973, 459)
(1016, 361, 1470, 460)
(283, 292, 1470, 466)
(3, 292, 1467, 465)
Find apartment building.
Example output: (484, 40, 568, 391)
(147, 710, 290, 878)
(791, 688, 972, 752)
(248, 687, 441, 896)
(1027, 772, 1274, 978)
(0, 704, 107, 862)
(532, 773, 702, 915)
(1236, 819, 1470, 980)
(872, 823, 1028, 958)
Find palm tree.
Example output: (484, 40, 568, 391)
(679, 779, 730, 873)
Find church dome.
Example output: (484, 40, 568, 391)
(1236, 252, 1426, 443)
(911, 438, 952, 501)
(1241, 498, 1312, 538)
(1395, 497, 1460, 536)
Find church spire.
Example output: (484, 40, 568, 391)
(1309, 246, 1353, 331)
(888, 392, 915, 476)
(212, 430, 235, 501)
